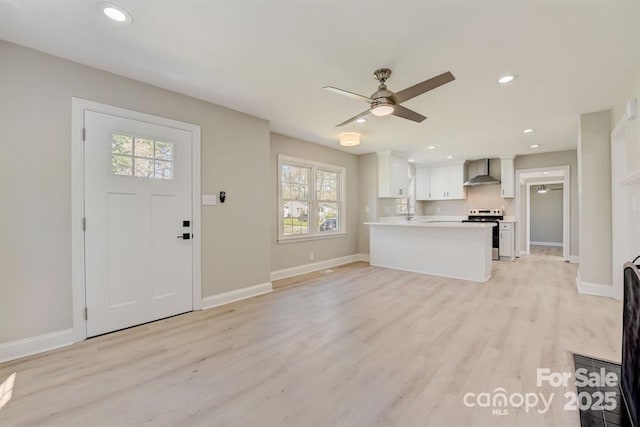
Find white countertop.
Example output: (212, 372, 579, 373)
(364, 220, 496, 229)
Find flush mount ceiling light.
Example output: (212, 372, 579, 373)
(523, 128, 534, 134)
(530, 144, 541, 148)
(543, 171, 550, 175)
(356, 118, 367, 124)
(498, 74, 516, 84)
(339, 132, 361, 147)
(98, 2, 132, 24)
(446, 155, 454, 159)
(537, 185, 548, 194)
(427, 145, 436, 150)
(408, 158, 415, 163)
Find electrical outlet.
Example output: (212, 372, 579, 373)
(436, 207, 441, 213)
(310, 252, 315, 261)
(384, 206, 389, 213)
(365, 206, 370, 214)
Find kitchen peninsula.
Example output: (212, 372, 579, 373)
(365, 220, 496, 282)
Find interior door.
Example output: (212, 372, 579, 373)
(84, 111, 193, 337)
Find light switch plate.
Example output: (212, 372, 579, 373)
(202, 194, 217, 206)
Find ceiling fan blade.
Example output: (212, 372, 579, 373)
(393, 71, 455, 104)
(391, 105, 426, 123)
(324, 86, 373, 103)
(336, 110, 370, 127)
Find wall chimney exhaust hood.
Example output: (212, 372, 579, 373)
(464, 159, 500, 186)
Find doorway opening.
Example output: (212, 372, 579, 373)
(515, 166, 571, 262)
(528, 181, 564, 259)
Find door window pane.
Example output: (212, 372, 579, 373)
(154, 161, 174, 180)
(110, 133, 174, 180)
(134, 158, 154, 178)
(155, 141, 174, 161)
(134, 138, 154, 158)
(111, 134, 133, 155)
(111, 155, 132, 176)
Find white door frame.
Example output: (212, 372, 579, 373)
(611, 115, 629, 300)
(515, 165, 570, 261)
(525, 179, 564, 255)
(71, 98, 202, 343)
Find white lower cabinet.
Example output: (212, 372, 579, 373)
(499, 222, 515, 261)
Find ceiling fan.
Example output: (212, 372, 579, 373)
(324, 68, 455, 127)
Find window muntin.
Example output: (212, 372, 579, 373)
(278, 156, 346, 241)
(111, 133, 174, 180)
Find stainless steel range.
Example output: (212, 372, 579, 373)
(462, 209, 503, 260)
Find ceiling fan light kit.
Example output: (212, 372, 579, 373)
(371, 103, 395, 116)
(324, 68, 455, 127)
(339, 132, 361, 147)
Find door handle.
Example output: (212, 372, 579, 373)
(177, 233, 191, 240)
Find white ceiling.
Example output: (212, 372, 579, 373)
(0, 0, 637, 164)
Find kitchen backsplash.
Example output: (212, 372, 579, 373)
(420, 183, 515, 216)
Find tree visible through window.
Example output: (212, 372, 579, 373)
(279, 156, 345, 240)
(111, 133, 174, 180)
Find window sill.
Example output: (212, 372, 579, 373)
(277, 232, 347, 244)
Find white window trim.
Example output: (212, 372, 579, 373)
(277, 155, 346, 243)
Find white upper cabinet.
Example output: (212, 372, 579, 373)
(447, 163, 466, 199)
(500, 157, 515, 198)
(377, 151, 409, 198)
(430, 166, 448, 199)
(416, 162, 466, 201)
(415, 167, 432, 200)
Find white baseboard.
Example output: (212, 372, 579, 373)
(530, 241, 563, 247)
(568, 256, 580, 264)
(576, 271, 615, 298)
(357, 253, 370, 262)
(202, 282, 273, 310)
(270, 253, 367, 281)
(0, 328, 74, 364)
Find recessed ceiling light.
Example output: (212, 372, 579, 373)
(356, 118, 367, 124)
(523, 128, 534, 134)
(427, 145, 436, 150)
(98, 2, 132, 24)
(530, 144, 540, 148)
(498, 75, 516, 84)
(446, 155, 453, 159)
(543, 171, 550, 175)
(408, 158, 415, 163)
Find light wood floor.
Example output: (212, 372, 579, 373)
(530, 245, 563, 258)
(0, 259, 621, 426)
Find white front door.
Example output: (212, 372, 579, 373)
(84, 111, 193, 337)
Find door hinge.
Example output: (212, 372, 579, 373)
(84, 307, 88, 320)
(82, 217, 87, 231)
(82, 127, 86, 142)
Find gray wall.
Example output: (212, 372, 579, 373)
(358, 154, 378, 254)
(270, 133, 359, 271)
(578, 110, 612, 286)
(530, 185, 564, 244)
(515, 150, 579, 257)
(419, 159, 515, 216)
(0, 41, 271, 343)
